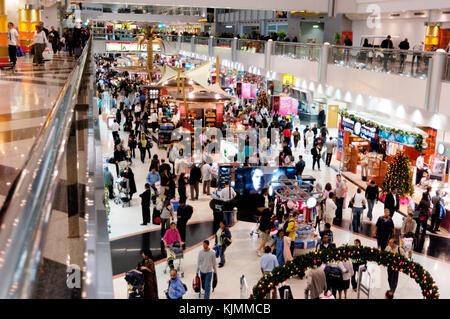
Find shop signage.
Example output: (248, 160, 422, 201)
(282, 74, 294, 85)
(359, 123, 377, 141)
(341, 116, 355, 134)
(378, 130, 417, 147)
(341, 117, 377, 142)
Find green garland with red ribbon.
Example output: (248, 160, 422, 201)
(250, 245, 439, 299)
(338, 110, 424, 152)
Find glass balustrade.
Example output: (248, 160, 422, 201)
(443, 54, 450, 82)
(237, 39, 265, 53)
(329, 45, 432, 79)
(273, 42, 321, 61)
(215, 38, 232, 47)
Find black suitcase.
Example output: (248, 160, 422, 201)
(152, 207, 161, 225)
(278, 285, 293, 299)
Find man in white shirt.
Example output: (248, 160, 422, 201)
(196, 240, 217, 299)
(260, 246, 279, 275)
(415, 153, 425, 185)
(150, 111, 159, 133)
(412, 42, 424, 72)
(220, 181, 236, 201)
(8, 23, 20, 67)
(111, 120, 120, 140)
(201, 162, 212, 195)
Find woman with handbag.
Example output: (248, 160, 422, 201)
(350, 188, 366, 233)
(160, 198, 174, 236)
(32, 25, 47, 65)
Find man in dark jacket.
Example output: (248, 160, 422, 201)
(295, 155, 306, 177)
(384, 188, 400, 217)
(189, 163, 202, 200)
(380, 35, 394, 71)
(114, 145, 127, 176)
(177, 201, 193, 249)
(398, 38, 410, 72)
(311, 145, 321, 171)
(139, 183, 151, 225)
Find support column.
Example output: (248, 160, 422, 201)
(425, 49, 446, 113)
(208, 35, 214, 57)
(0, 0, 8, 66)
(231, 37, 237, 62)
(264, 39, 273, 72)
(319, 42, 330, 83)
(19, 5, 41, 53)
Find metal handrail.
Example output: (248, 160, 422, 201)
(0, 39, 91, 298)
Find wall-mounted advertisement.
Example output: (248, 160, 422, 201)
(340, 116, 378, 142)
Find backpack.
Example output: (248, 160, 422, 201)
(193, 274, 201, 293)
(324, 265, 343, 281)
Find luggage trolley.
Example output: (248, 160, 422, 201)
(163, 243, 184, 278)
(356, 264, 371, 299)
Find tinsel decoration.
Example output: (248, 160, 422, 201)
(338, 110, 424, 152)
(249, 245, 439, 299)
(381, 151, 414, 197)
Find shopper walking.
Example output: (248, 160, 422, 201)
(374, 209, 395, 251)
(215, 221, 232, 268)
(8, 23, 19, 68)
(430, 190, 444, 233)
(292, 128, 300, 149)
(166, 269, 186, 299)
(139, 183, 151, 225)
(189, 163, 202, 200)
(384, 188, 400, 218)
(334, 174, 348, 221)
(338, 258, 354, 299)
(311, 144, 321, 171)
(325, 192, 337, 224)
(350, 188, 366, 233)
(177, 201, 193, 249)
(260, 246, 279, 275)
(32, 25, 47, 65)
(325, 137, 335, 167)
(365, 180, 379, 221)
(196, 240, 217, 299)
(351, 239, 364, 291)
(160, 198, 174, 235)
(415, 193, 431, 237)
(201, 162, 212, 195)
(139, 249, 158, 299)
(398, 38, 410, 72)
(295, 155, 306, 177)
(178, 173, 188, 203)
(385, 238, 405, 295)
(380, 35, 394, 71)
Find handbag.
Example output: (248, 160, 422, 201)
(16, 46, 24, 57)
(348, 196, 355, 208)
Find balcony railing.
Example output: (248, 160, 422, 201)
(91, 32, 448, 81)
(215, 38, 232, 47)
(237, 39, 265, 54)
(329, 45, 434, 79)
(273, 42, 321, 62)
(196, 37, 209, 45)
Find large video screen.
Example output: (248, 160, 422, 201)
(234, 167, 296, 196)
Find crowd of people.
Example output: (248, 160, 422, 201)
(97, 52, 444, 300)
(6, 21, 90, 68)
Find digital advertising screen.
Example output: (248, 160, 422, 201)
(234, 167, 296, 196)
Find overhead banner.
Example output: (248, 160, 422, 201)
(378, 130, 417, 147)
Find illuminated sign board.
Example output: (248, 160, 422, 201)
(105, 42, 161, 53)
(282, 74, 294, 85)
(341, 117, 378, 142)
(378, 130, 417, 147)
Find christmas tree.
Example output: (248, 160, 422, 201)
(382, 152, 414, 197)
(256, 90, 268, 110)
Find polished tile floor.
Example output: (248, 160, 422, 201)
(100, 102, 450, 299)
(0, 53, 76, 207)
